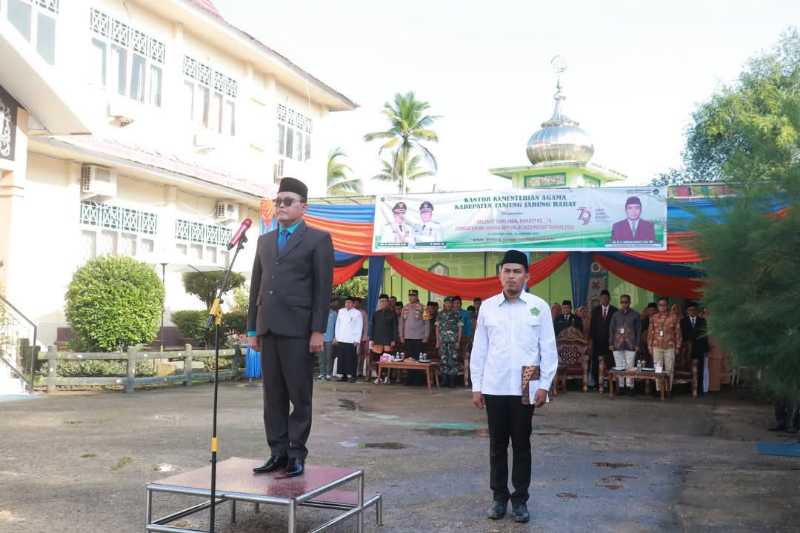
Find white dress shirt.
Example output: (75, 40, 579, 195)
(470, 291, 558, 396)
(334, 308, 363, 344)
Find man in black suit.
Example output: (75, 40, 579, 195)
(589, 290, 616, 388)
(554, 299, 583, 337)
(247, 177, 334, 477)
(681, 302, 709, 396)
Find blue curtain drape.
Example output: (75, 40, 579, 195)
(569, 252, 592, 307)
(366, 256, 385, 337)
(601, 253, 703, 278)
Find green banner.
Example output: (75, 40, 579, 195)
(372, 187, 668, 253)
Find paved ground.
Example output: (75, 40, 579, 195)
(1, 380, 798, 532)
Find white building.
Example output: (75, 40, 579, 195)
(0, 0, 356, 370)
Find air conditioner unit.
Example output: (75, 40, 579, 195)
(80, 164, 117, 200)
(214, 201, 239, 222)
(107, 99, 136, 126)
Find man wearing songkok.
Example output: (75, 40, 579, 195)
(470, 250, 558, 523)
(247, 177, 334, 478)
(334, 296, 363, 383)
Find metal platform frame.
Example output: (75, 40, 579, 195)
(146, 465, 383, 533)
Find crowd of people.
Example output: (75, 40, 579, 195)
(550, 290, 730, 396)
(312, 287, 738, 397)
(317, 290, 481, 386)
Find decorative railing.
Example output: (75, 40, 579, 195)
(0, 295, 37, 392)
(175, 219, 232, 247)
(80, 201, 158, 235)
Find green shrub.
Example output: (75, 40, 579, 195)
(182, 271, 245, 309)
(171, 310, 208, 347)
(232, 284, 249, 314)
(332, 276, 367, 299)
(65, 256, 164, 352)
(223, 310, 247, 335)
(58, 359, 156, 377)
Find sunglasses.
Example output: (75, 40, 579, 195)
(273, 196, 304, 207)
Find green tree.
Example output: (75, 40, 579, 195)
(372, 149, 434, 191)
(65, 256, 164, 351)
(332, 276, 368, 299)
(653, 28, 800, 189)
(686, 29, 800, 401)
(364, 91, 439, 193)
(327, 147, 363, 196)
(182, 271, 245, 310)
(694, 196, 800, 402)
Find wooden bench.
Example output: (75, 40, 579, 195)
(375, 360, 440, 392)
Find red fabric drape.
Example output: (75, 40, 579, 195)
(594, 254, 704, 299)
(385, 253, 569, 300)
(621, 232, 703, 263)
(333, 259, 365, 286)
(304, 215, 375, 256)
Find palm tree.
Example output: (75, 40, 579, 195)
(364, 92, 439, 193)
(326, 147, 362, 196)
(372, 149, 434, 193)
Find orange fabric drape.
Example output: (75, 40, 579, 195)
(595, 254, 704, 299)
(333, 259, 365, 286)
(622, 231, 703, 263)
(385, 253, 569, 300)
(304, 215, 375, 256)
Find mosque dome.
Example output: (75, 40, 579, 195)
(526, 80, 594, 165)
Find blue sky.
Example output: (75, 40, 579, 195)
(217, 0, 800, 193)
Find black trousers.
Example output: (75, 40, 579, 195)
(260, 333, 313, 461)
(404, 338, 424, 359)
(335, 342, 358, 377)
(484, 394, 535, 505)
(590, 342, 611, 384)
(693, 353, 706, 396)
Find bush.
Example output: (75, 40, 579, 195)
(65, 256, 164, 352)
(171, 310, 208, 347)
(223, 310, 247, 335)
(333, 276, 367, 299)
(183, 271, 245, 309)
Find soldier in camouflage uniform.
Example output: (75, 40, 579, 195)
(436, 297, 463, 388)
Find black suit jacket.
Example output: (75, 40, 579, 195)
(554, 314, 583, 337)
(590, 304, 617, 352)
(247, 220, 334, 338)
(680, 316, 709, 357)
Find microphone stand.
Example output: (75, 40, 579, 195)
(206, 234, 247, 533)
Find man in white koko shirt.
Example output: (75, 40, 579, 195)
(470, 249, 558, 524)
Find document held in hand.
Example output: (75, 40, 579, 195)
(521, 365, 541, 405)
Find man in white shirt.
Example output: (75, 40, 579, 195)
(470, 250, 558, 524)
(333, 296, 363, 383)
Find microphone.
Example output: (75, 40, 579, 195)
(227, 218, 252, 250)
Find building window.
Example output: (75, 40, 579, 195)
(276, 104, 313, 162)
(149, 65, 162, 106)
(80, 201, 158, 260)
(89, 8, 164, 106)
(90, 38, 107, 85)
(183, 55, 237, 136)
(7, 0, 59, 65)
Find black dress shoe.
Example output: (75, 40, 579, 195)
(511, 502, 530, 523)
(487, 500, 507, 520)
(285, 459, 305, 478)
(253, 456, 287, 474)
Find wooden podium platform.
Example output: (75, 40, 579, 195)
(146, 457, 382, 533)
